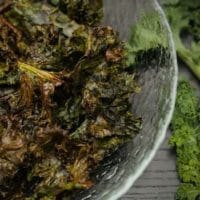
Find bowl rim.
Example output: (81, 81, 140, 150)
(105, 0, 178, 199)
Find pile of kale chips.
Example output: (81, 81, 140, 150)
(0, 0, 141, 199)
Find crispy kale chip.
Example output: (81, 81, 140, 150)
(161, 0, 200, 79)
(58, 0, 103, 25)
(170, 80, 200, 200)
(0, 0, 141, 199)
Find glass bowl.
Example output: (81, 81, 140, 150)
(72, 0, 178, 199)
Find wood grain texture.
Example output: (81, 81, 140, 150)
(121, 129, 179, 200)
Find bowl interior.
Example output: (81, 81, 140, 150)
(72, 0, 177, 199)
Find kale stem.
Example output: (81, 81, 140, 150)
(0, 1, 13, 14)
(0, 16, 22, 40)
(18, 61, 62, 85)
(178, 51, 200, 80)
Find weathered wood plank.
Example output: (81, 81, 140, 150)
(121, 129, 179, 199)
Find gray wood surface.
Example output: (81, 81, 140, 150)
(121, 129, 179, 200)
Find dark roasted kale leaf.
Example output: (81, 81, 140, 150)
(0, 1, 141, 199)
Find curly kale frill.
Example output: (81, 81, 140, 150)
(170, 80, 200, 200)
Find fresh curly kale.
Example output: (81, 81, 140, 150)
(170, 80, 200, 200)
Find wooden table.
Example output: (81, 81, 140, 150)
(121, 129, 179, 200)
